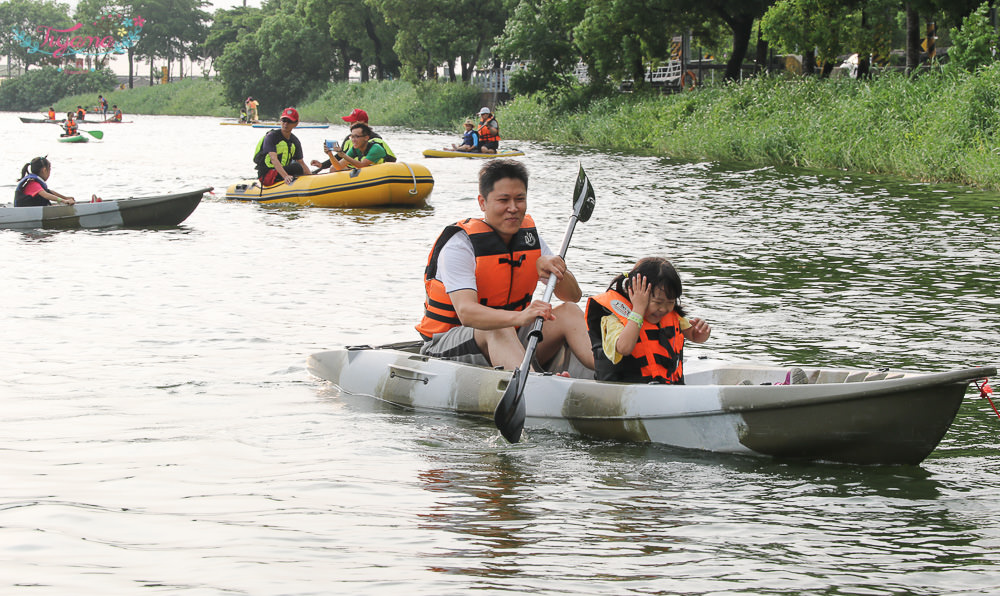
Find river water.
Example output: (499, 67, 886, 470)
(2, 113, 999, 595)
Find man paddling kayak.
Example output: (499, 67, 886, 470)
(415, 159, 594, 373)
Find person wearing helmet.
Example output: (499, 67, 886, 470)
(476, 106, 500, 154)
(253, 107, 311, 186)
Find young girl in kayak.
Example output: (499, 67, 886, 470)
(585, 257, 711, 384)
(14, 157, 76, 207)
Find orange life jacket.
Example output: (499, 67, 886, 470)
(477, 116, 500, 144)
(65, 119, 78, 136)
(47, 109, 55, 120)
(416, 215, 541, 339)
(585, 289, 685, 384)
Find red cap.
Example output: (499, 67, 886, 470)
(342, 108, 368, 123)
(280, 107, 299, 123)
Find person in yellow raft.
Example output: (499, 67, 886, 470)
(476, 106, 500, 154)
(253, 107, 311, 186)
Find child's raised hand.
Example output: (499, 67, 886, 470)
(627, 274, 651, 315)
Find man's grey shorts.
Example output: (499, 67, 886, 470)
(419, 325, 534, 368)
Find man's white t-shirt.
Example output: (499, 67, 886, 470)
(436, 231, 553, 294)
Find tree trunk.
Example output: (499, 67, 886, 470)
(905, 4, 920, 74)
(723, 13, 754, 80)
(128, 48, 134, 88)
(754, 29, 768, 74)
(803, 49, 816, 75)
(857, 56, 871, 78)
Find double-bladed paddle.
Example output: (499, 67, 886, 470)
(493, 164, 596, 443)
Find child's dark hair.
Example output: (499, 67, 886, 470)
(479, 159, 528, 198)
(19, 156, 50, 180)
(608, 257, 686, 317)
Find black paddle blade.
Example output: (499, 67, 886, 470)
(494, 368, 527, 443)
(573, 165, 596, 222)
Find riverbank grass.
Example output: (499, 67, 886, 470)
(55, 66, 1000, 189)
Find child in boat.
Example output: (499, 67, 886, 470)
(14, 157, 76, 206)
(61, 112, 78, 137)
(585, 257, 710, 384)
(450, 119, 479, 152)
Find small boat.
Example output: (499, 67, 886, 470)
(220, 121, 269, 126)
(19, 116, 59, 124)
(0, 188, 209, 230)
(58, 134, 88, 143)
(251, 124, 329, 129)
(422, 148, 525, 158)
(307, 342, 997, 465)
(224, 163, 433, 207)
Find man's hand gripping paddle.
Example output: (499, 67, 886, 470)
(493, 164, 596, 443)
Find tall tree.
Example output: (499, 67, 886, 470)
(371, 0, 506, 82)
(493, 0, 588, 94)
(201, 6, 264, 75)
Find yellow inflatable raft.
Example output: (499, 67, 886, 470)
(224, 162, 434, 207)
(422, 148, 524, 158)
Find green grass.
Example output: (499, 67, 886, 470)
(56, 77, 233, 117)
(51, 68, 1000, 189)
(501, 66, 1000, 189)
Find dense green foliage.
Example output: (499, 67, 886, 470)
(502, 64, 1000, 189)
(295, 80, 483, 130)
(0, 67, 117, 111)
(52, 77, 482, 129)
(948, 2, 996, 72)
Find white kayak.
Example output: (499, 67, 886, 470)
(0, 189, 209, 230)
(308, 342, 996, 465)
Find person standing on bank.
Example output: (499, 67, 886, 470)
(416, 159, 595, 373)
(253, 107, 311, 186)
(476, 106, 500, 154)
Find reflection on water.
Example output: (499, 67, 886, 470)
(2, 113, 1000, 594)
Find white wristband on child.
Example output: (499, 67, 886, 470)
(627, 311, 644, 325)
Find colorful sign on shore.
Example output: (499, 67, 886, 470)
(12, 13, 144, 59)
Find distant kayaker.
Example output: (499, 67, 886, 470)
(585, 257, 711, 385)
(415, 159, 595, 373)
(450, 119, 479, 152)
(61, 112, 78, 137)
(47, 107, 55, 121)
(98, 94, 108, 118)
(76, 105, 86, 120)
(111, 105, 123, 122)
(476, 107, 500, 154)
(253, 107, 311, 186)
(14, 157, 76, 206)
(246, 96, 259, 123)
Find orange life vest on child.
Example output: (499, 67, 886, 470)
(585, 289, 686, 384)
(416, 215, 541, 339)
